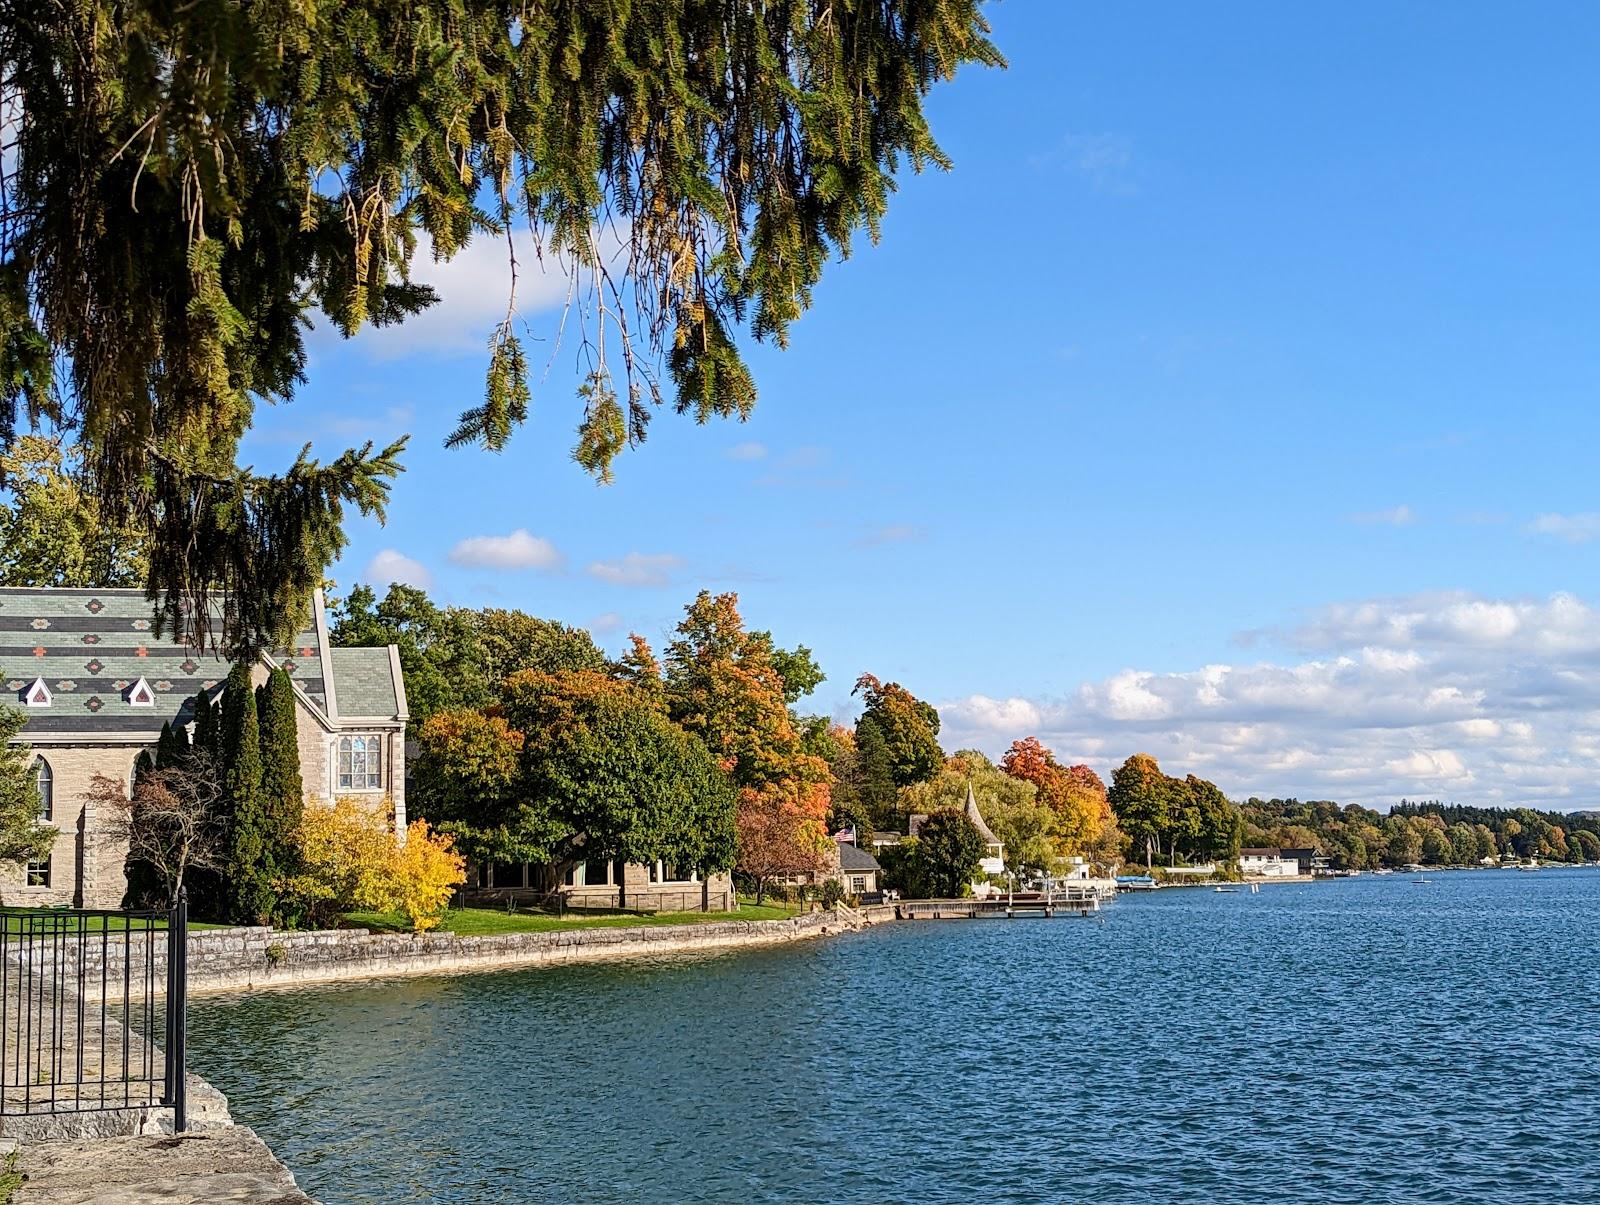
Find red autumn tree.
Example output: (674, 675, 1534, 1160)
(1001, 737, 1116, 859)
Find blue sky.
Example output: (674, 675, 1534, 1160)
(242, 2, 1600, 808)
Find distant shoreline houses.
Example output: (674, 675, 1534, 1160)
(1239, 847, 1323, 878)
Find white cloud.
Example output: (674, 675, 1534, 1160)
(937, 590, 1600, 809)
(585, 553, 683, 588)
(346, 229, 624, 360)
(1350, 504, 1416, 526)
(447, 529, 563, 571)
(363, 549, 432, 589)
(1528, 512, 1600, 543)
(726, 442, 768, 461)
(587, 612, 624, 635)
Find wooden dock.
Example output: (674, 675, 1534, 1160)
(896, 887, 1113, 921)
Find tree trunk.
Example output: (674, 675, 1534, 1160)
(701, 875, 710, 913)
(755, 876, 766, 905)
(614, 857, 627, 910)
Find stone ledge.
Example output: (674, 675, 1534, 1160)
(13, 1126, 315, 1204)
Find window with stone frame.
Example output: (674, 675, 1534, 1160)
(648, 861, 697, 884)
(335, 734, 383, 791)
(33, 758, 52, 822)
(583, 858, 611, 886)
(26, 859, 49, 887)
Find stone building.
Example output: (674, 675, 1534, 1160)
(0, 588, 407, 909)
(469, 857, 737, 913)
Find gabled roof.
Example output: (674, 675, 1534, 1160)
(329, 646, 407, 721)
(0, 587, 357, 740)
(837, 840, 882, 872)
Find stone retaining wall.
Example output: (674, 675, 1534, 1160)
(33, 909, 852, 999)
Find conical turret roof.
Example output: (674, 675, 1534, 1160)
(963, 783, 1001, 845)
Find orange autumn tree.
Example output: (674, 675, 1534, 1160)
(1001, 737, 1119, 861)
(654, 591, 831, 900)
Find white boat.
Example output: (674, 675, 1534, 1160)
(1517, 861, 1541, 872)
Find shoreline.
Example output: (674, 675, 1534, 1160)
(40, 908, 862, 1003)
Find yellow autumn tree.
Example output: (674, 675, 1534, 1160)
(390, 820, 466, 933)
(286, 798, 464, 932)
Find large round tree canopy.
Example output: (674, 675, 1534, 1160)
(0, 1, 1001, 655)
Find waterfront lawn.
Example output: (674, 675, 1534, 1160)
(0, 906, 228, 932)
(345, 901, 803, 936)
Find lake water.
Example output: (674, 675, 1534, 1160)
(188, 869, 1600, 1203)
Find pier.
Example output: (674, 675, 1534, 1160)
(895, 886, 1115, 921)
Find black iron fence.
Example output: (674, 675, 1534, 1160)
(0, 890, 188, 1130)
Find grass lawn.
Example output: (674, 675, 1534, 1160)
(0, 907, 229, 933)
(345, 900, 804, 936)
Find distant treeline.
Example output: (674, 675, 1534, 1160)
(1241, 798, 1600, 869)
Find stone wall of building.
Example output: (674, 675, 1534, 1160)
(291, 701, 403, 831)
(40, 908, 850, 999)
(0, 744, 147, 909)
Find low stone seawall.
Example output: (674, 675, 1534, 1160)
(28, 909, 853, 999)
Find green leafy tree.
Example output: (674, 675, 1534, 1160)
(0, 2, 1001, 656)
(0, 438, 148, 587)
(409, 709, 530, 864)
(1108, 754, 1171, 870)
(986, 796, 1057, 883)
(1182, 775, 1242, 865)
(219, 665, 269, 923)
(0, 706, 55, 876)
(257, 668, 305, 924)
(914, 809, 986, 898)
(331, 585, 485, 730)
(414, 672, 736, 893)
(854, 673, 943, 828)
(754, 636, 826, 705)
(473, 610, 607, 685)
(877, 837, 929, 898)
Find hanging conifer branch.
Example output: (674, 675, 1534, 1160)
(0, 1, 1001, 655)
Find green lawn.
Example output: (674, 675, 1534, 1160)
(345, 900, 803, 936)
(0, 907, 228, 933)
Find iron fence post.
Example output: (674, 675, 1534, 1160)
(163, 888, 188, 1133)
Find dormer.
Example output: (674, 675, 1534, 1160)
(125, 677, 156, 707)
(21, 678, 51, 707)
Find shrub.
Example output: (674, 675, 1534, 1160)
(820, 879, 844, 908)
(281, 798, 465, 932)
(391, 820, 466, 933)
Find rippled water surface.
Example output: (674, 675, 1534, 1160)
(188, 869, 1600, 1203)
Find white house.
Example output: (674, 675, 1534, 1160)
(1239, 847, 1302, 878)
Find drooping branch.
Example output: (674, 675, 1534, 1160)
(0, 1, 1002, 653)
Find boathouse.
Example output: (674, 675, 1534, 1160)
(836, 839, 883, 896)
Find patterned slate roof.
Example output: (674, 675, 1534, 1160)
(0, 588, 329, 740)
(328, 647, 402, 718)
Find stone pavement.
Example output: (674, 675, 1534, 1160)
(11, 1126, 315, 1204)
